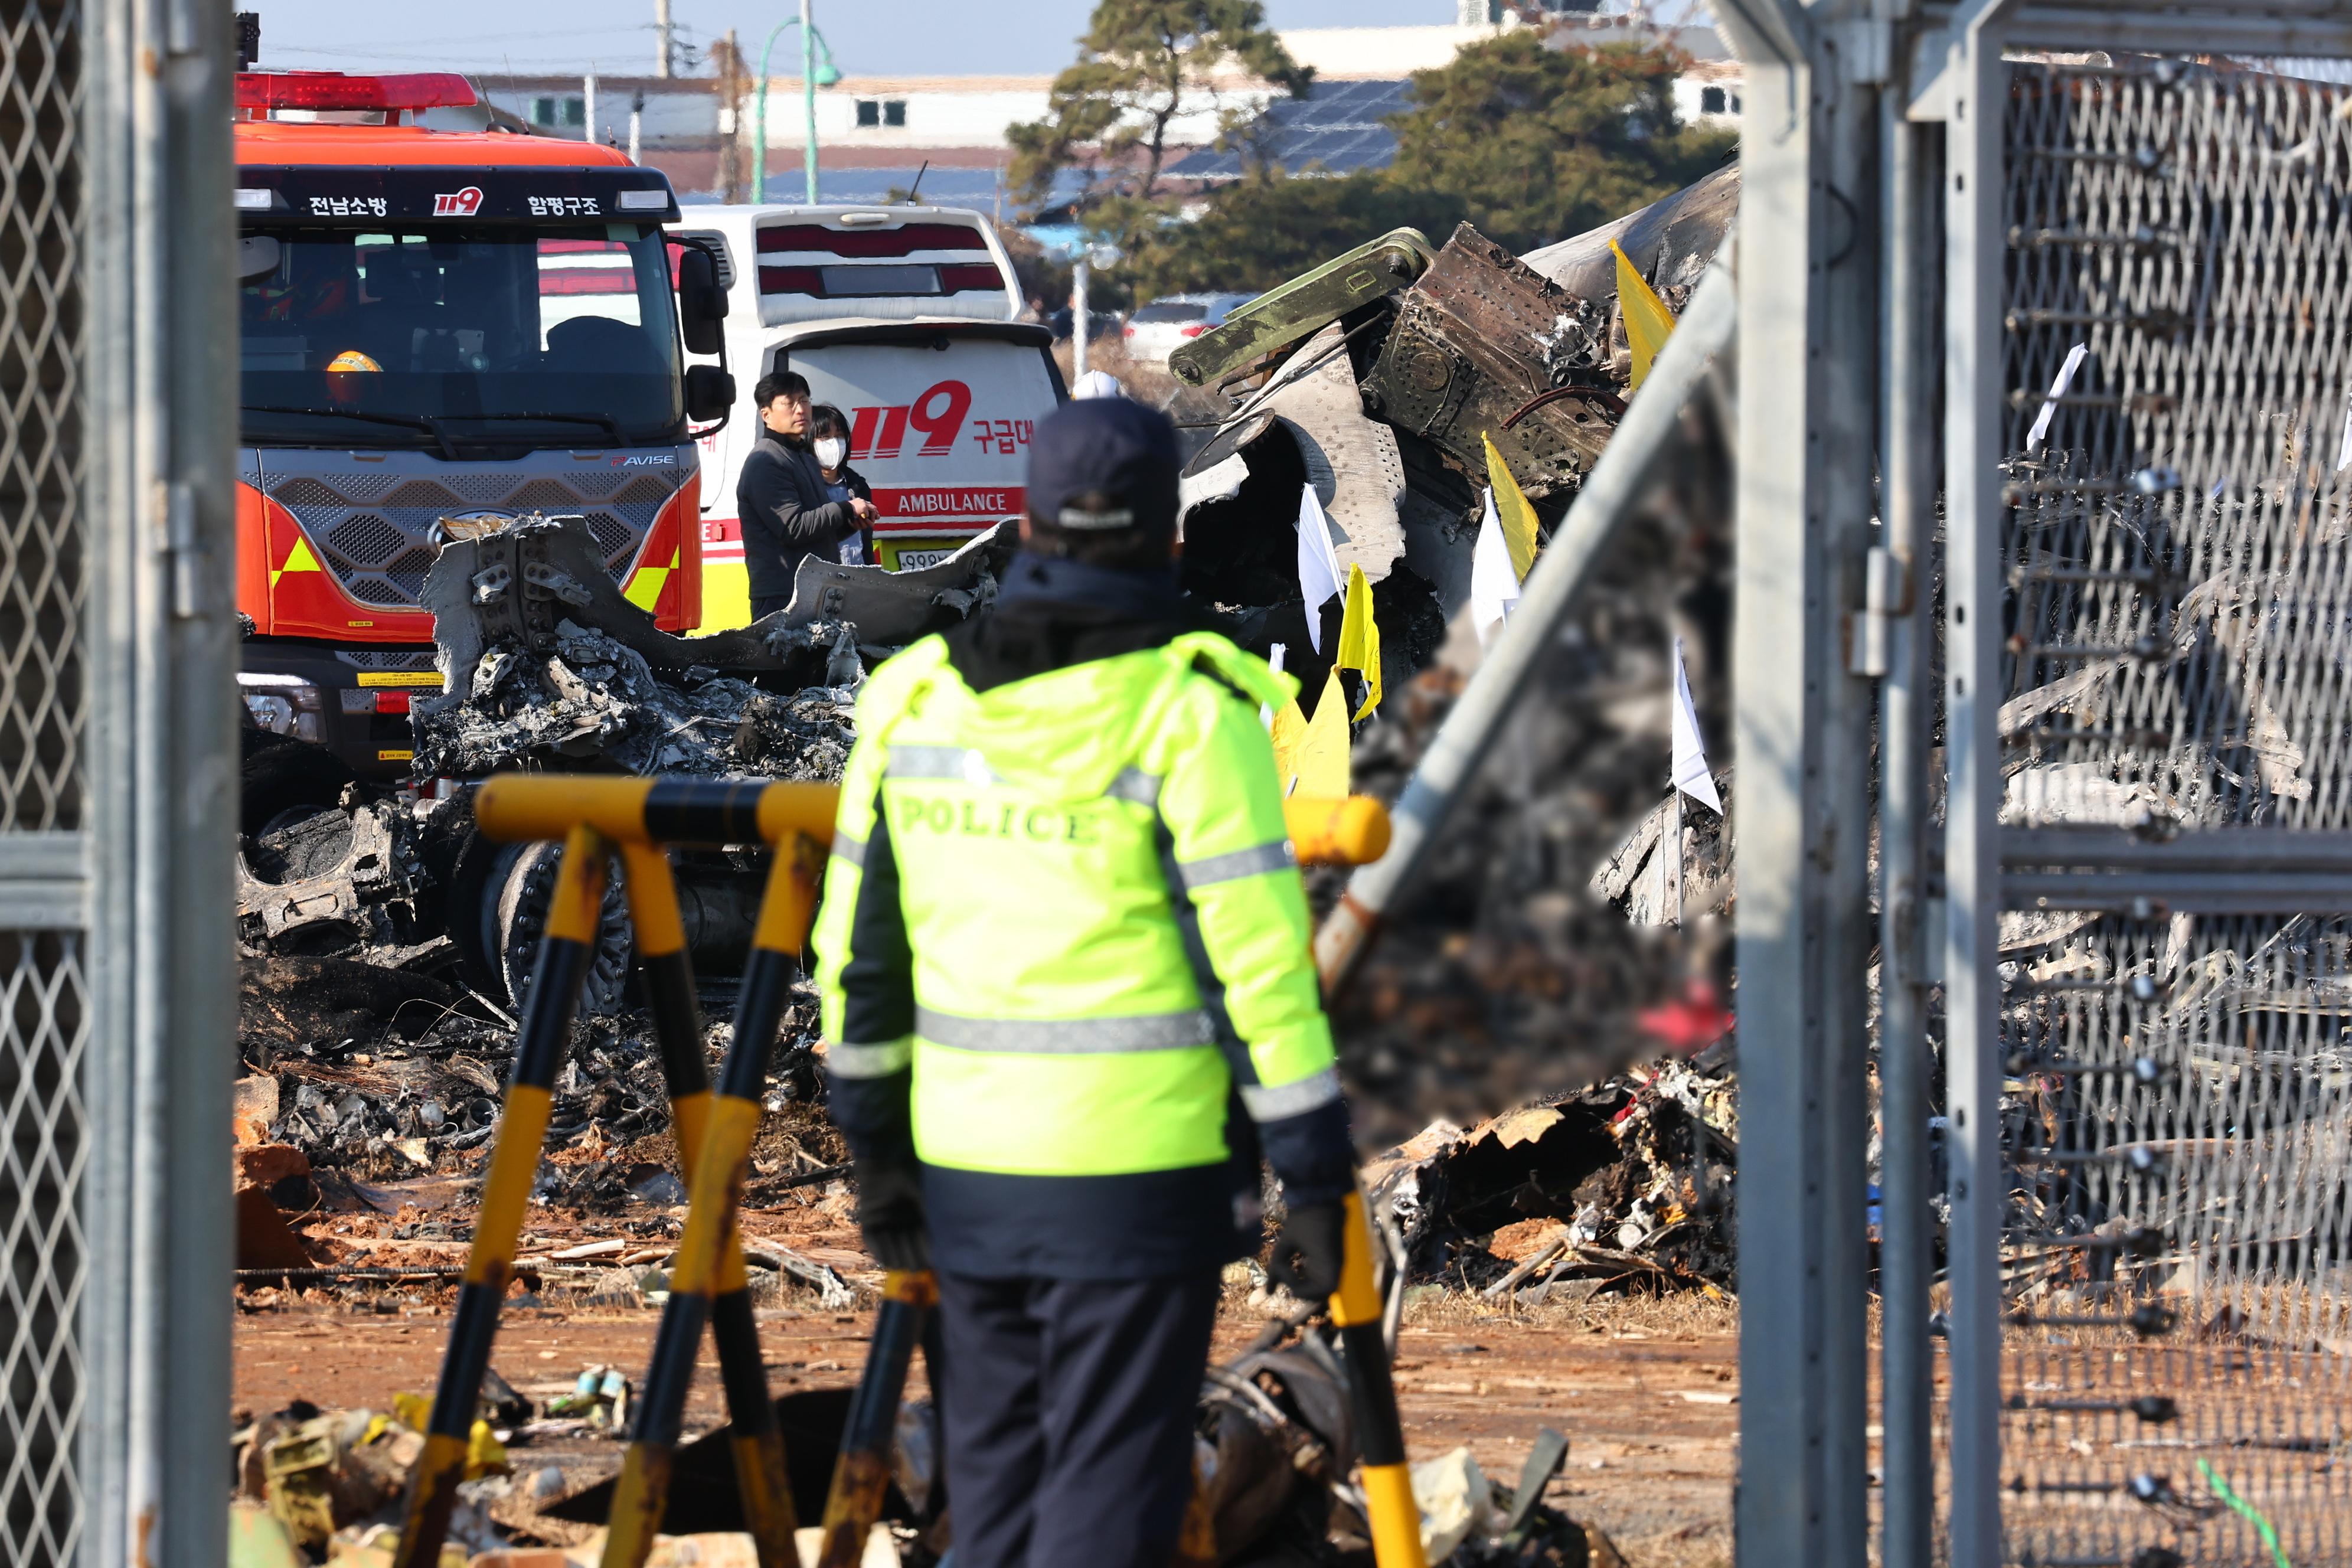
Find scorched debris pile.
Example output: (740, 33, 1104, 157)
(229, 168, 1755, 1568)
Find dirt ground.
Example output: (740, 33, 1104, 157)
(233, 1286, 1737, 1568)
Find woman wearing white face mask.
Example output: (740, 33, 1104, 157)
(808, 404, 876, 567)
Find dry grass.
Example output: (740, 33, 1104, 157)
(1400, 1283, 1741, 1340)
(1214, 1266, 1742, 1342)
(1611, 1526, 1734, 1568)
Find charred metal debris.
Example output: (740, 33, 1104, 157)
(1357, 1054, 1739, 1308)
(231, 174, 1746, 1327)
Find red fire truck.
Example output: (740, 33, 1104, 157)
(234, 69, 730, 778)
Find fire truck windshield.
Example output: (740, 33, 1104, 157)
(239, 223, 683, 447)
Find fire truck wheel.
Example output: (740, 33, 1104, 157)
(240, 730, 360, 837)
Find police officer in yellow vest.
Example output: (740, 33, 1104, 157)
(811, 398, 1355, 1568)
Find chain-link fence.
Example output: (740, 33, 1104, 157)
(1977, 56, 2352, 1566)
(1, 935, 86, 1568)
(0, 4, 87, 1566)
(0, 0, 84, 835)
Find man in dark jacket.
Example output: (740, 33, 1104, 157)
(737, 371, 878, 618)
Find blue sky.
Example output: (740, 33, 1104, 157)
(257, 1, 1458, 79)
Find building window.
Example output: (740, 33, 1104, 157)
(855, 99, 907, 129)
(883, 99, 906, 128)
(533, 96, 557, 125)
(564, 96, 586, 127)
(1700, 86, 1726, 115)
(855, 99, 880, 127)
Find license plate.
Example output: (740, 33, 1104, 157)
(892, 548, 955, 570)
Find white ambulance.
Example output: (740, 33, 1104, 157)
(672, 205, 1066, 628)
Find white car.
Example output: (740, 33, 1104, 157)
(1122, 293, 1255, 364)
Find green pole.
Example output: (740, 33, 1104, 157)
(801, 0, 818, 203)
(752, 18, 798, 204)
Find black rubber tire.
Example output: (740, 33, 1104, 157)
(240, 730, 358, 837)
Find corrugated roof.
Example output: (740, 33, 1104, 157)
(1166, 77, 1409, 181)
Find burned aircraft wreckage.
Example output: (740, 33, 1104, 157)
(236, 167, 1741, 1002)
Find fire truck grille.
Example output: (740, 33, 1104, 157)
(384, 548, 438, 599)
(336, 650, 439, 671)
(381, 480, 462, 510)
(588, 514, 633, 561)
(614, 475, 674, 509)
(261, 456, 688, 612)
(345, 576, 414, 607)
(270, 478, 339, 511)
(325, 515, 404, 569)
(507, 479, 576, 512)
(327, 472, 400, 502)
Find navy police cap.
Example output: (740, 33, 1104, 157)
(1026, 397, 1180, 535)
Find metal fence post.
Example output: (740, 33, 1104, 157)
(1874, 68, 1942, 1568)
(1717, 4, 1881, 1564)
(74, 0, 238, 1565)
(1933, 10, 2015, 1563)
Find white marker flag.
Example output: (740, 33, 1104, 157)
(1295, 485, 1344, 653)
(1671, 639, 1721, 814)
(2026, 342, 2089, 450)
(1261, 642, 1286, 726)
(1469, 487, 1521, 651)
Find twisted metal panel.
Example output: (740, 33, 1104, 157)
(1988, 59, 2352, 1566)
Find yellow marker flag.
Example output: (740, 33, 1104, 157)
(1269, 696, 1310, 791)
(1292, 669, 1351, 798)
(1481, 434, 1540, 584)
(464, 1417, 508, 1479)
(1612, 238, 1677, 393)
(1334, 563, 1383, 722)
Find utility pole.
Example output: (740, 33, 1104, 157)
(1071, 255, 1091, 377)
(714, 31, 747, 203)
(800, 0, 819, 204)
(583, 70, 597, 144)
(628, 90, 644, 164)
(654, 0, 673, 77)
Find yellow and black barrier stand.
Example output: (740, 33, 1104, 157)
(603, 829, 826, 1568)
(813, 1267, 938, 1568)
(1283, 793, 1392, 868)
(393, 825, 611, 1568)
(473, 775, 838, 856)
(616, 842, 799, 1568)
(1332, 1188, 1426, 1568)
(474, 773, 1374, 874)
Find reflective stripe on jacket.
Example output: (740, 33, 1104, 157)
(811, 628, 1340, 1180)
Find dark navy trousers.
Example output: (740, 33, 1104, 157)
(933, 1268, 1221, 1568)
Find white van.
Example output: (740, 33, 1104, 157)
(672, 205, 1067, 628)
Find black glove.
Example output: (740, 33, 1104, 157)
(855, 1159, 931, 1273)
(1266, 1201, 1347, 1302)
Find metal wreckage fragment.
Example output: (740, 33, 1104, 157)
(1174, 169, 1737, 702)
